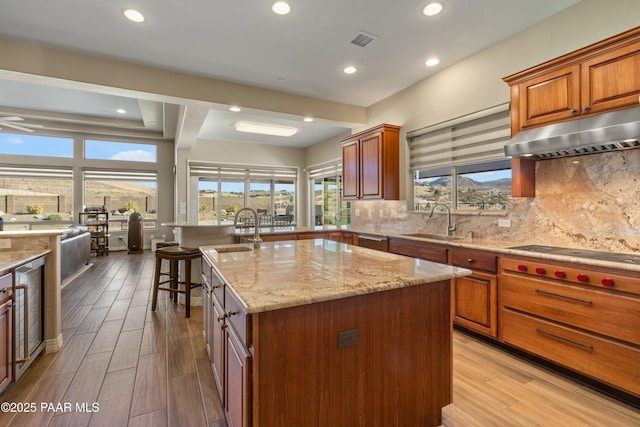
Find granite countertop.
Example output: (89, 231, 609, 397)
(0, 249, 51, 272)
(0, 230, 66, 238)
(201, 239, 470, 314)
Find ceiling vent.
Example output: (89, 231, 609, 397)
(349, 31, 378, 47)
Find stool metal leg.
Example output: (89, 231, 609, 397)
(151, 256, 162, 311)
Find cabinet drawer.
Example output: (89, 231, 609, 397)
(501, 273, 640, 345)
(501, 308, 640, 396)
(211, 269, 225, 304)
(225, 289, 249, 346)
(389, 238, 447, 263)
(501, 257, 640, 295)
(450, 248, 497, 273)
(0, 273, 12, 304)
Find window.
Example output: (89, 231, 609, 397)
(0, 165, 73, 230)
(409, 104, 511, 211)
(83, 170, 157, 230)
(190, 163, 297, 225)
(308, 161, 350, 226)
(0, 133, 73, 158)
(85, 140, 157, 162)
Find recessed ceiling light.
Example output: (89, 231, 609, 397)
(229, 106, 242, 112)
(423, 2, 444, 16)
(272, 1, 291, 15)
(116, 108, 126, 114)
(235, 121, 298, 137)
(123, 9, 145, 23)
(343, 66, 357, 74)
(425, 57, 440, 67)
(303, 117, 314, 122)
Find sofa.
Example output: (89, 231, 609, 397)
(60, 225, 91, 282)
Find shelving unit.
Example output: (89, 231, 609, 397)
(79, 209, 109, 256)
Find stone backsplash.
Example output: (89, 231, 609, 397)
(351, 148, 640, 254)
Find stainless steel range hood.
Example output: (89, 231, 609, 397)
(505, 105, 640, 160)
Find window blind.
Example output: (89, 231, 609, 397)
(84, 169, 157, 181)
(307, 160, 342, 179)
(190, 163, 297, 180)
(408, 103, 510, 172)
(0, 165, 73, 179)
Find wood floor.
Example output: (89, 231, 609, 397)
(0, 250, 638, 427)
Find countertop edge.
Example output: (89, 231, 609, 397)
(0, 249, 51, 272)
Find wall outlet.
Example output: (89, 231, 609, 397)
(0, 239, 10, 249)
(379, 209, 384, 217)
(498, 218, 511, 228)
(355, 209, 360, 217)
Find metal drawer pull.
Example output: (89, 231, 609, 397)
(536, 328, 593, 351)
(535, 289, 592, 305)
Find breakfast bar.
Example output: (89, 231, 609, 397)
(200, 239, 470, 426)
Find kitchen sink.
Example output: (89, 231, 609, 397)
(212, 244, 253, 253)
(401, 233, 464, 241)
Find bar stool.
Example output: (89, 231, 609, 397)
(151, 245, 202, 318)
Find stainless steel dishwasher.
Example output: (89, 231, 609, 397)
(356, 234, 389, 252)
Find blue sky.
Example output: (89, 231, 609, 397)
(0, 134, 156, 161)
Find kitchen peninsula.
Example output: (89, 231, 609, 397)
(200, 239, 471, 427)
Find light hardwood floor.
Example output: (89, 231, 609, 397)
(0, 250, 638, 426)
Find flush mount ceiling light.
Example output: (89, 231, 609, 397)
(235, 121, 298, 137)
(303, 117, 314, 122)
(343, 66, 357, 74)
(425, 57, 440, 66)
(423, 2, 444, 16)
(272, 1, 291, 15)
(116, 108, 126, 114)
(229, 106, 242, 112)
(123, 9, 145, 23)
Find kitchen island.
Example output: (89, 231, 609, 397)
(200, 239, 470, 427)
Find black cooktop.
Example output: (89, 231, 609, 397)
(508, 245, 640, 266)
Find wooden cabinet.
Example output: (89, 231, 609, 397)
(499, 256, 640, 397)
(513, 64, 581, 130)
(341, 124, 400, 200)
(202, 255, 251, 427)
(505, 27, 640, 134)
(0, 272, 12, 394)
(504, 27, 640, 198)
(388, 237, 448, 263)
(449, 248, 498, 338)
(260, 233, 297, 242)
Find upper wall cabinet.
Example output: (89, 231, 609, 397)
(504, 26, 640, 135)
(341, 124, 400, 200)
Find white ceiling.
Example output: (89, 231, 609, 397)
(0, 0, 580, 147)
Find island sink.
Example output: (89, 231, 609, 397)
(211, 244, 253, 253)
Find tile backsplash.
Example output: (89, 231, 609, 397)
(351, 148, 640, 254)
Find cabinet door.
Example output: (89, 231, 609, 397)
(581, 39, 640, 115)
(0, 297, 12, 393)
(453, 271, 497, 338)
(359, 132, 383, 199)
(341, 139, 359, 199)
(211, 296, 225, 402)
(225, 326, 251, 427)
(517, 64, 581, 129)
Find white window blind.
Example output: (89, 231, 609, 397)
(84, 169, 157, 182)
(190, 163, 297, 180)
(0, 165, 73, 179)
(408, 103, 510, 172)
(307, 160, 342, 179)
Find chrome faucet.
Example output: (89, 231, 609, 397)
(428, 203, 456, 236)
(233, 207, 262, 250)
